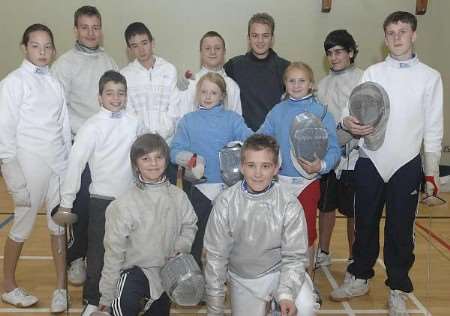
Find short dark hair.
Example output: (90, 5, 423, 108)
(74, 6, 102, 27)
(324, 29, 359, 63)
(21, 23, 55, 48)
(241, 134, 279, 164)
(248, 12, 275, 35)
(383, 11, 417, 32)
(124, 22, 153, 47)
(199, 31, 225, 50)
(130, 133, 170, 179)
(98, 70, 127, 95)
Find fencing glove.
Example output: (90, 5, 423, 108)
(176, 70, 195, 91)
(423, 151, 440, 196)
(1, 159, 30, 207)
(175, 151, 205, 180)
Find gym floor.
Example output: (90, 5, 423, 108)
(1, 178, 449, 315)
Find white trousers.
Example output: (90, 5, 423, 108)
(228, 271, 317, 316)
(8, 150, 63, 242)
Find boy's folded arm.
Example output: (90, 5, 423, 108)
(204, 249, 228, 316)
(174, 194, 198, 254)
(277, 199, 309, 300)
(206, 294, 226, 316)
(60, 127, 97, 208)
(204, 202, 233, 315)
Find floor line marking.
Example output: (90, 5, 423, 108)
(0, 214, 13, 229)
(0, 307, 230, 314)
(0, 256, 52, 260)
(171, 309, 231, 314)
(415, 221, 450, 252)
(317, 310, 424, 314)
(0, 308, 83, 313)
(0, 307, 426, 314)
(0, 257, 434, 315)
(376, 259, 430, 315)
(321, 265, 355, 316)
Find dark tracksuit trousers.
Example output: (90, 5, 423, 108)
(111, 266, 170, 316)
(347, 155, 421, 292)
(83, 197, 113, 305)
(188, 185, 212, 267)
(67, 165, 91, 263)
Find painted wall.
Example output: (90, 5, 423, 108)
(1, 0, 449, 163)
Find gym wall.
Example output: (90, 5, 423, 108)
(0, 0, 449, 164)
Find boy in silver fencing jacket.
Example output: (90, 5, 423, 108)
(98, 133, 197, 316)
(204, 134, 318, 316)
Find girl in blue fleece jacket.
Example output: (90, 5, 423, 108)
(258, 62, 340, 286)
(170, 72, 252, 266)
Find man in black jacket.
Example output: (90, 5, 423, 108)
(225, 12, 290, 131)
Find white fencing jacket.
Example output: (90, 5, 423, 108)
(317, 65, 364, 174)
(60, 108, 140, 208)
(343, 55, 443, 182)
(0, 60, 71, 175)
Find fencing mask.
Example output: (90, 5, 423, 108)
(160, 253, 205, 306)
(289, 112, 328, 163)
(349, 81, 390, 151)
(219, 142, 242, 186)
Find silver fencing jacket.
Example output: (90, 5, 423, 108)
(51, 46, 118, 135)
(99, 180, 198, 306)
(204, 181, 309, 314)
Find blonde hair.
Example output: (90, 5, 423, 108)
(283, 62, 315, 98)
(195, 72, 227, 106)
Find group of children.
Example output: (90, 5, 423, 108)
(0, 6, 443, 316)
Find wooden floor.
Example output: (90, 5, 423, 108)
(1, 177, 449, 315)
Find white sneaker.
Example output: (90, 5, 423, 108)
(315, 248, 332, 267)
(388, 290, 410, 316)
(68, 257, 86, 285)
(51, 288, 69, 313)
(82, 304, 98, 316)
(312, 285, 323, 308)
(1, 287, 39, 307)
(330, 272, 369, 301)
